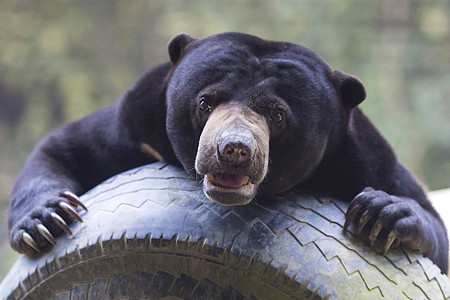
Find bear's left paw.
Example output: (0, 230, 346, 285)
(344, 187, 429, 254)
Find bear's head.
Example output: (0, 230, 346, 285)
(165, 32, 365, 205)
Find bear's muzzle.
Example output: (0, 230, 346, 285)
(195, 103, 269, 205)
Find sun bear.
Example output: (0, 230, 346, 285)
(8, 32, 448, 273)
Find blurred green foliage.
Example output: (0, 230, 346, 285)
(0, 0, 449, 280)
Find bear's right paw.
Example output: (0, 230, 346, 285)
(9, 191, 87, 255)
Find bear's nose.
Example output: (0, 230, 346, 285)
(217, 140, 253, 165)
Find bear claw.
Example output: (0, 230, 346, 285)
(383, 230, 397, 254)
(22, 232, 40, 252)
(343, 208, 359, 231)
(61, 191, 87, 211)
(356, 210, 371, 235)
(369, 220, 384, 246)
(59, 201, 83, 222)
(37, 224, 57, 246)
(51, 212, 72, 235)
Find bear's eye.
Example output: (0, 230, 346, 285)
(271, 111, 284, 125)
(199, 97, 212, 112)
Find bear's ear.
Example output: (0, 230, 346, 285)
(168, 33, 195, 64)
(333, 70, 366, 108)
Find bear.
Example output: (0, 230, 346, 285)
(7, 32, 448, 274)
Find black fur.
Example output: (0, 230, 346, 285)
(8, 32, 448, 273)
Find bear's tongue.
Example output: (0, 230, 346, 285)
(213, 174, 249, 189)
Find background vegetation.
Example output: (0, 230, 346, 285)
(0, 0, 449, 280)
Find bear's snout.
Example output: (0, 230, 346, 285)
(217, 135, 254, 167)
(195, 103, 270, 206)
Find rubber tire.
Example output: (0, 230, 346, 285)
(1, 162, 449, 299)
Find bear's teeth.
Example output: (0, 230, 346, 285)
(242, 176, 249, 185)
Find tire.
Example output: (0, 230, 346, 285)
(0, 162, 449, 299)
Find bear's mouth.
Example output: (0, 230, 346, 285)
(202, 173, 257, 205)
(207, 173, 250, 189)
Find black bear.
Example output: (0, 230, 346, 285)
(8, 32, 448, 273)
